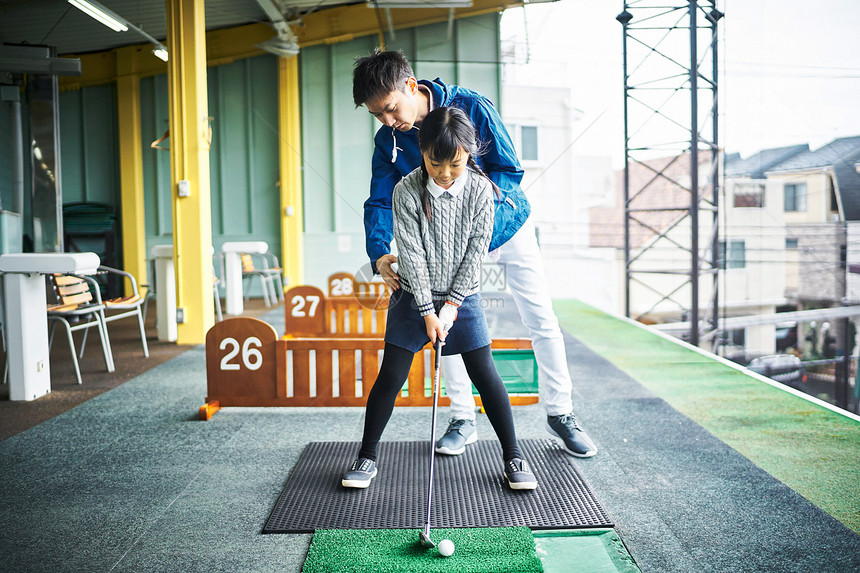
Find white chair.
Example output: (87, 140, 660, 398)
(47, 273, 115, 384)
(241, 252, 285, 307)
(97, 266, 149, 358)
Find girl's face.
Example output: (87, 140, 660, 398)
(423, 147, 468, 189)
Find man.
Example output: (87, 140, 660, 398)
(354, 49, 597, 458)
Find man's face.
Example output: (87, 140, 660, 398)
(365, 78, 420, 132)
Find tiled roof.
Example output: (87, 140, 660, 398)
(725, 144, 809, 179)
(767, 136, 860, 173)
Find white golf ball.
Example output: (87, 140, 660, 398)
(438, 539, 455, 557)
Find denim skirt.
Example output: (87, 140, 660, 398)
(384, 289, 491, 355)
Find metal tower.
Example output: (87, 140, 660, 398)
(617, 1, 723, 347)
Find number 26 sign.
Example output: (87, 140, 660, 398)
(205, 317, 278, 399)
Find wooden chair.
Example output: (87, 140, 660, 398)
(98, 266, 149, 358)
(242, 252, 285, 307)
(47, 274, 115, 384)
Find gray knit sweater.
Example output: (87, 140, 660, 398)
(393, 167, 495, 316)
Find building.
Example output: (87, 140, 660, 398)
(501, 83, 616, 306)
(765, 137, 860, 353)
(720, 144, 808, 354)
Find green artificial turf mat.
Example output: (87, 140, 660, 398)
(552, 298, 860, 533)
(301, 527, 543, 573)
(534, 529, 640, 573)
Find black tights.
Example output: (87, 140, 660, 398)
(357, 343, 522, 462)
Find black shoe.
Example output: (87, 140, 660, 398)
(504, 458, 538, 490)
(546, 413, 598, 457)
(341, 458, 377, 488)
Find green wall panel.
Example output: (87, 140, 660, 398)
(59, 84, 119, 206)
(138, 55, 280, 295)
(140, 55, 281, 260)
(0, 99, 14, 208)
(299, 13, 501, 288)
(300, 45, 337, 233)
(248, 55, 281, 245)
(140, 73, 172, 240)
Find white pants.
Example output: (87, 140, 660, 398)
(442, 219, 574, 420)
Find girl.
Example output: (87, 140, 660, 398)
(342, 107, 537, 491)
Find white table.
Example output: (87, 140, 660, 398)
(0, 252, 100, 401)
(221, 241, 269, 316)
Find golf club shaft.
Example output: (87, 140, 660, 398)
(424, 339, 443, 537)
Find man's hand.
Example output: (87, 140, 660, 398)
(424, 314, 446, 345)
(376, 254, 400, 291)
(438, 302, 458, 333)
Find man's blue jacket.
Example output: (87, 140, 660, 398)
(363, 77, 531, 272)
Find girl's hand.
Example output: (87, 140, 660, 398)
(424, 314, 446, 345)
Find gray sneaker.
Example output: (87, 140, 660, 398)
(546, 413, 598, 458)
(341, 458, 377, 488)
(435, 418, 477, 455)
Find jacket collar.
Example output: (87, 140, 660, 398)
(418, 78, 451, 108)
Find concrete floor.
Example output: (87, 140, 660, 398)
(1, 296, 858, 572)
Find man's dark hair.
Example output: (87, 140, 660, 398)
(353, 49, 414, 107)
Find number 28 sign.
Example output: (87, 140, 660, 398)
(205, 317, 278, 399)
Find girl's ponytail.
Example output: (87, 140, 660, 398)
(466, 155, 501, 198)
(419, 162, 433, 220)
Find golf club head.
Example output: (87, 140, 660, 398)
(419, 530, 436, 548)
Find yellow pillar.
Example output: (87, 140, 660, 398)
(166, 0, 214, 343)
(278, 55, 304, 287)
(115, 47, 148, 297)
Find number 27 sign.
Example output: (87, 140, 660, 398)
(284, 285, 326, 337)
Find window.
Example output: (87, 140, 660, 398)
(785, 238, 798, 249)
(719, 239, 746, 269)
(784, 183, 807, 212)
(520, 125, 538, 161)
(733, 183, 765, 208)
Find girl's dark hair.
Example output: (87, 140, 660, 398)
(418, 107, 500, 219)
(353, 49, 414, 107)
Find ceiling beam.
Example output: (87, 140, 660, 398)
(0, 45, 81, 76)
(59, 0, 524, 88)
(294, 0, 522, 47)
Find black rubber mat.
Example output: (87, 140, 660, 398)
(263, 439, 612, 533)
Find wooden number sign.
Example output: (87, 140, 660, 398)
(284, 285, 326, 337)
(204, 317, 279, 417)
(328, 272, 355, 298)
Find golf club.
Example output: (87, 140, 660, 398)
(419, 338, 444, 549)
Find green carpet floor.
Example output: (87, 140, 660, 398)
(553, 299, 860, 533)
(301, 527, 543, 573)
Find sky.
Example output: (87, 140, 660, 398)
(500, 0, 860, 167)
